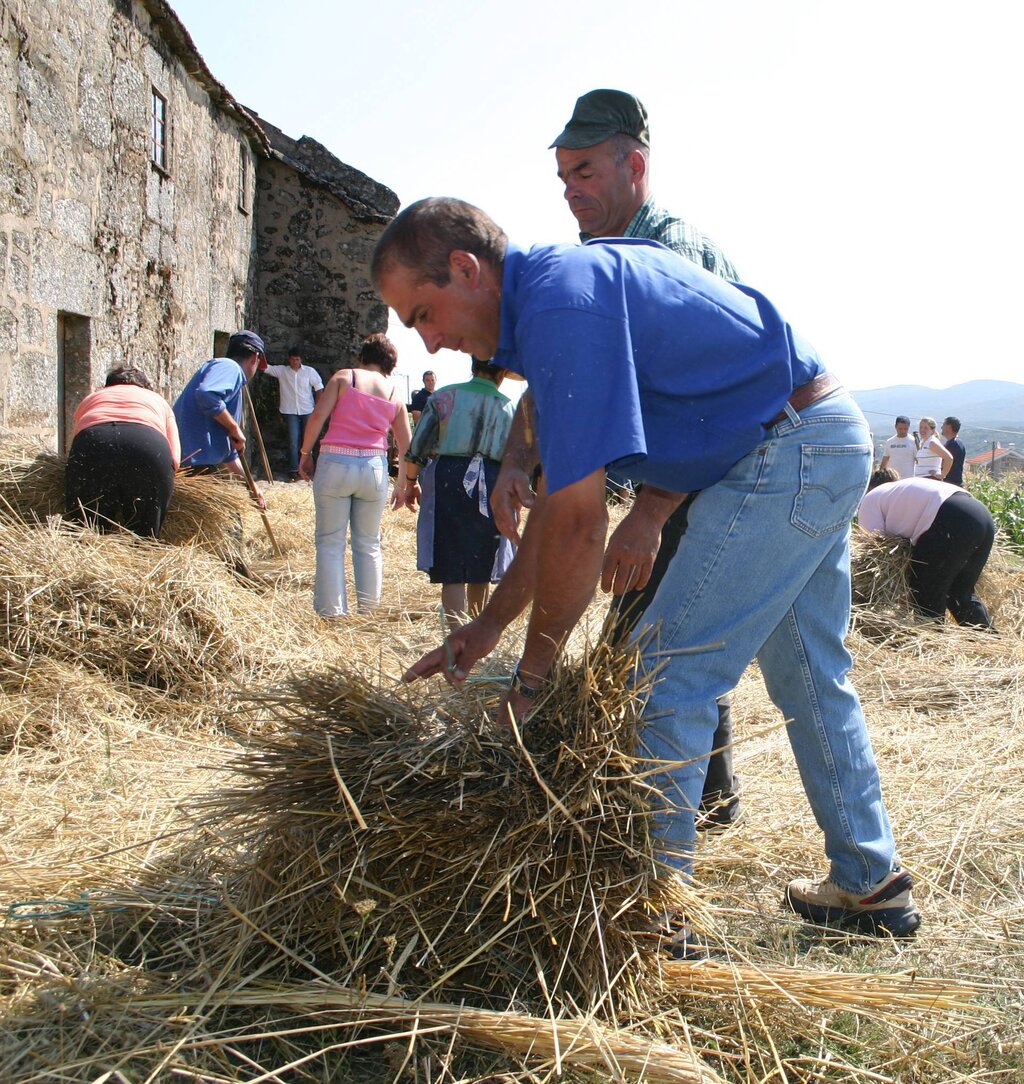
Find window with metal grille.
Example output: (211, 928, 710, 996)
(151, 89, 167, 171)
(238, 143, 250, 212)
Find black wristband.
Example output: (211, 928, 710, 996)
(510, 664, 544, 700)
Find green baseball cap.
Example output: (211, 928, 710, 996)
(548, 89, 650, 150)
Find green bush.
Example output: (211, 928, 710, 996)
(967, 470, 1024, 554)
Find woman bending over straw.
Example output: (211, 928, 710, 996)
(65, 365, 181, 539)
(859, 467, 996, 629)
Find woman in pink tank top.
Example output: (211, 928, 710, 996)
(298, 333, 412, 616)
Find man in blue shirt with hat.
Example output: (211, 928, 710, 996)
(373, 197, 920, 947)
(174, 330, 266, 486)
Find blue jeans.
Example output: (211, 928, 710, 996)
(634, 390, 899, 893)
(284, 413, 311, 474)
(312, 453, 388, 616)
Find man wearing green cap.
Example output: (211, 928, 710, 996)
(494, 89, 742, 829)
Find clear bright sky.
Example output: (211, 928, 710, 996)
(169, 0, 1021, 396)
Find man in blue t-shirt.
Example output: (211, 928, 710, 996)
(942, 416, 967, 486)
(173, 330, 267, 500)
(373, 198, 920, 943)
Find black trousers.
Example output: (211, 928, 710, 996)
(911, 492, 995, 629)
(65, 421, 175, 538)
(606, 495, 738, 810)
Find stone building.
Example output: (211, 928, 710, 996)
(0, 0, 397, 452)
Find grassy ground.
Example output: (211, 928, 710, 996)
(1, 453, 1023, 1083)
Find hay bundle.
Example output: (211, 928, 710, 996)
(178, 646, 675, 1021)
(0, 512, 324, 739)
(0, 432, 261, 561)
(850, 529, 1024, 641)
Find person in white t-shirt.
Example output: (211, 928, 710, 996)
(858, 468, 995, 629)
(878, 415, 918, 478)
(263, 347, 325, 480)
(913, 416, 953, 480)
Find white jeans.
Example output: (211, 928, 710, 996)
(312, 453, 388, 616)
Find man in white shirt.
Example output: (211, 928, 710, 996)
(878, 415, 917, 479)
(262, 347, 324, 480)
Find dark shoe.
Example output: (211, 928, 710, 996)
(697, 793, 743, 834)
(785, 868, 922, 938)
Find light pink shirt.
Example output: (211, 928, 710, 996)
(322, 383, 400, 451)
(72, 384, 182, 469)
(858, 477, 962, 544)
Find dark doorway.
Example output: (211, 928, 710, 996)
(57, 312, 92, 454)
(213, 331, 231, 358)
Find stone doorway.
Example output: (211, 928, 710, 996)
(57, 312, 91, 455)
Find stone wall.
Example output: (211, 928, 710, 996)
(250, 120, 398, 373)
(0, 0, 260, 446)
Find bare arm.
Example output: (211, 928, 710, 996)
(389, 404, 413, 508)
(517, 467, 608, 680)
(601, 484, 689, 595)
(933, 438, 954, 478)
(492, 392, 541, 543)
(298, 371, 347, 479)
(212, 407, 245, 453)
(404, 467, 608, 686)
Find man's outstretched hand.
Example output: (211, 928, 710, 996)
(491, 463, 535, 545)
(601, 505, 660, 595)
(404, 616, 503, 688)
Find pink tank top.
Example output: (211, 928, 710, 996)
(321, 371, 400, 451)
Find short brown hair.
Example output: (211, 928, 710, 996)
(868, 467, 900, 491)
(105, 365, 153, 390)
(371, 198, 508, 288)
(358, 332, 398, 375)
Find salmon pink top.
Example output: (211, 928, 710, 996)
(72, 384, 182, 468)
(321, 372, 400, 451)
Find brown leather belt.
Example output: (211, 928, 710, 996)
(765, 372, 842, 427)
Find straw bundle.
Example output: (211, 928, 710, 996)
(0, 510, 340, 754)
(0, 432, 265, 563)
(175, 646, 676, 1020)
(850, 528, 1024, 642)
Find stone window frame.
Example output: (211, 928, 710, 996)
(151, 88, 169, 173)
(237, 143, 250, 214)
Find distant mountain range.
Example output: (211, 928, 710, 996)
(851, 380, 1024, 457)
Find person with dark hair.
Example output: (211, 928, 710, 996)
(299, 333, 412, 616)
(859, 469, 995, 628)
(65, 365, 180, 538)
(173, 331, 267, 504)
(379, 197, 919, 943)
(261, 346, 324, 481)
(942, 416, 967, 486)
(400, 357, 515, 629)
(878, 415, 917, 479)
(529, 88, 743, 830)
(409, 370, 437, 422)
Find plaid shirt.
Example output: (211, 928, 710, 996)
(585, 194, 739, 282)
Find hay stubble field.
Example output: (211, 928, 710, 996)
(2, 438, 1023, 1083)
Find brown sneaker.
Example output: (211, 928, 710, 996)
(785, 868, 922, 938)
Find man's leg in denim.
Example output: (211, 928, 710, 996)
(757, 528, 897, 892)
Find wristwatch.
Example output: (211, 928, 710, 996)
(510, 663, 545, 700)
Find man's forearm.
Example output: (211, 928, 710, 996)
(224, 456, 246, 481)
(213, 407, 244, 442)
(631, 484, 689, 529)
(518, 472, 608, 679)
(475, 489, 547, 633)
(504, 393, 540, 476)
